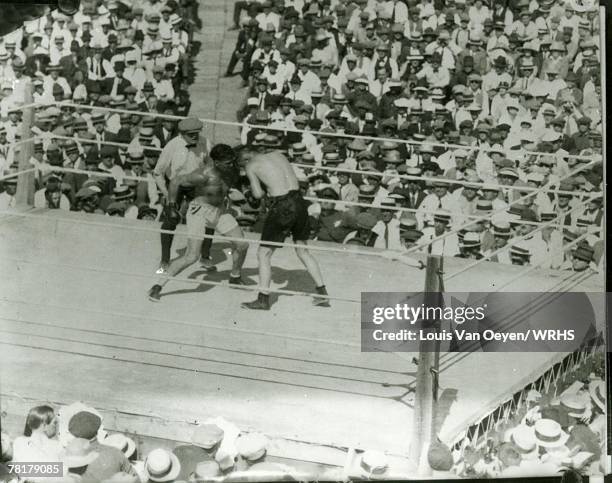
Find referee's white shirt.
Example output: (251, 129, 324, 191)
(154, 135, 209, 180)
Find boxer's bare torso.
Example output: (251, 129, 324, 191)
(245, 150, 299, 198)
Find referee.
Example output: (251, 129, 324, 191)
(153, 117, 211, 273)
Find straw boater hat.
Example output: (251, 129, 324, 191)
(433, 211, 451, 225)
(559, 393, 588, 419)
(461, 231, 481, 249)
(191, 424, 224, 449)
(589, 380, 605, 412)
(61, 438, 100, 468)
(359, 450, 388, 478)
(492, 221, 512, 238)
(190, 460, 222, 480)
(236, 433, 268, 462)
(358, 184, 377, 200)
(348, 139, 367, 151)
(505, 424, 538, 458)
(533, 419, 569, 448)
(144, 449, 181, 482)
(102, 433, 136, 459)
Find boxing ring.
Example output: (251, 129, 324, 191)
(0, 101, 605, 471)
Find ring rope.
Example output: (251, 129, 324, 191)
(292, 162, 600, 196)
(26, 154, 597, 257)
(43, 133, 599, 196)
(4, 256, 361, 304)
(437, 273, 594, 367)
(0, 167, 36, 181)
(12, 124, 600, 254)
(28, 157, 588, 256)
(301, 195, 550, 226)
(0, 208, 410, 260)
(40, 164, 163, 185)
(36, 164, 578, 228)
(0, 299, 366, 350)
(481, 231, 599, 295)
(443, 194, 599, 281)
(400, 160, 598, 256)
(39, 100, 601, 161)
(12, 101, 40, 112)
(48, 133, 164, 152)
(9, 136, 43, 147)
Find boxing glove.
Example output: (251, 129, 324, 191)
(163, 202, 181, 224)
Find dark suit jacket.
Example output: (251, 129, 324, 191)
(175, 100, 191, 116)
(138, 101, 156, 112)
(239, 92, 278, 120)
(59, 54, 87, 80)
(101, 47, 119, 62)
(102, 77, 132, 96)
(82, 442, 137, 483)
(25, 55, 49, 77)
(393, 187, 426, 209)
(233, 29, 249, 53)
(173, 445, 215, 482)
(154, 125, 177, 147)
(378, 93, 400, 120)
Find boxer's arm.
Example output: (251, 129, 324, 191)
(245, 163, 265, 199)
(168, 171, 208, 204)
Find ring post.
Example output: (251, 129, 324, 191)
(409, 255, 443, 475)
(15, 83, 35, 207)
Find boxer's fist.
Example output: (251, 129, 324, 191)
(244, 190, 260, 208)
(163, 202, 181, 224)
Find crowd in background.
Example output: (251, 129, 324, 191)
(0, 0, 604, 273)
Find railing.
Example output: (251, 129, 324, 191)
(447, 332, 605, 457)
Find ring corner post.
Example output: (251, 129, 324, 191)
(409, 254, 444, 476)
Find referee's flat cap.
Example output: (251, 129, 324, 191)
(178, 117, 203, 132)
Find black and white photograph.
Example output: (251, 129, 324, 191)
(0, 0, 606, 481)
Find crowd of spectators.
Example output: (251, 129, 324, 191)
(0, 0, 197, 213)
(0, 401, 300, 482)
(0, 352, 605, 481)
(0, 0, 604, 273)
(428, 352, 607, 478)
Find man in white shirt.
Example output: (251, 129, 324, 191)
(153, 117, 210, 271)
(416, 52, 450, 88)
(417, 179, 455, 228)
(0, 176, 17, 210)
(384, 0, 408, 25)
(296, 59, 321, 94)
(255, 1, 280, 32)
(250, 36, 281, 67)
(34, 175, 71, 210)
(49, 35, 71, 64)
(417, 211, 459, 256)
(43, 63, 72, 99)
(150, 65, 175, 100)
(123, 50, 147, 90)
(372, 199, 402, 250)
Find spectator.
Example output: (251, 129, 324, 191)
(12, 405, 61, 463)
(1, 431, 12, 463)
(60, 438, 100, 483)
(0, 0, 602, 277)
(143, 448, 181, 483)
(172, 424, 223, 481)
(67, 411, 138, 482)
